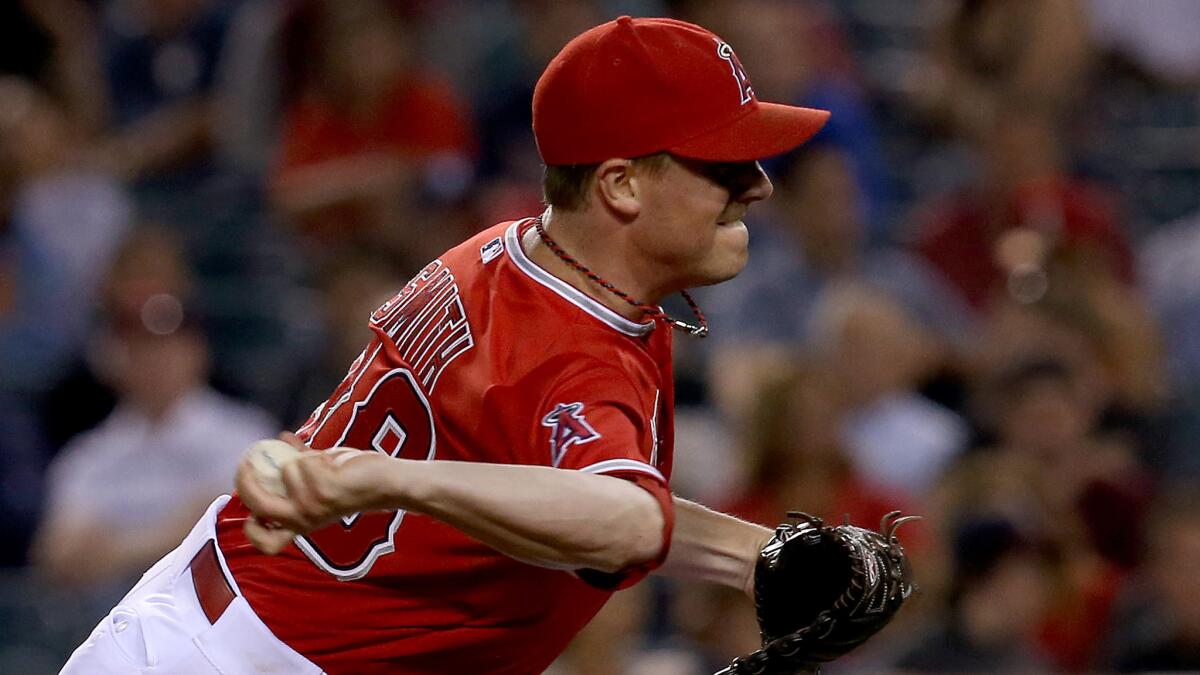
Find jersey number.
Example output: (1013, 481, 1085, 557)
(295, 364, 436, 580)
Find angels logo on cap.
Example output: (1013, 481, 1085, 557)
(715, 40, 754, 105)
(532, 16, 830, 165)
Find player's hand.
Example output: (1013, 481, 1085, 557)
(236, 432, 399, 555)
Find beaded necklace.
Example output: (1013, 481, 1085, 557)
(533, 215, 709, 337)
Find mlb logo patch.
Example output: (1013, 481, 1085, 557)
(480, 237, 504, 264)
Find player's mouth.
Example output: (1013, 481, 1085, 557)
(717, 204, 748, 226)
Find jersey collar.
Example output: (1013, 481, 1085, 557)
(505, 213, 655, 337)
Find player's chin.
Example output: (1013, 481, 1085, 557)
(696, 239, 750, 286)
(716, 222, 750, 268)
(720, 250, 750, 282)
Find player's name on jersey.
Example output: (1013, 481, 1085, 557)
(372, 259, 474, 391)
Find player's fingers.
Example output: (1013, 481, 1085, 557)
(285, 454, 356, 527)
(243, 517, 297, 555)
(244, 517, 284, 554)
(278, 430, 308, 452)
(306, 449, 374, 507)
(324, 447, 377, 472)
(236, 455, 307, 528)
(280, 458, 327, 524)
(234, 455, 266, 503)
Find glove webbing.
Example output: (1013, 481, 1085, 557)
(715, 613, 834, 674)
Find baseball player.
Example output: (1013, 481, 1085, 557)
(62, 16, 832, 674)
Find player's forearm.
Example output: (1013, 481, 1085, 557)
(656, 497, 771, 596)
(389, 459, 665, 573)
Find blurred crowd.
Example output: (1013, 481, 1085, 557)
(1, 0, 1199, 672)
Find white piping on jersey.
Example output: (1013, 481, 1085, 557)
(308, 343, 384, 442)
(504, 214, 654, 337)
(649, 389, 661, 468)
(577, 458, 665, 483)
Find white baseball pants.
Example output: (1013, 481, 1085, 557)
(60, 495, 324, 674)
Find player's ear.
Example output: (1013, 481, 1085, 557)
(594, 159, 641, 220)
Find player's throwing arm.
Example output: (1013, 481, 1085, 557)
(236, 433, 666, 573)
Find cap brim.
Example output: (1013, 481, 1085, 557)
(668, 103, 830, 162)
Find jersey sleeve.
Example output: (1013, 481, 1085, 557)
(532, 364, 663, 480)
(575, 471, 674, 590)
(529, 361, 673, 588)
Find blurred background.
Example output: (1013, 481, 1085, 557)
(1, 0, 1199, 672)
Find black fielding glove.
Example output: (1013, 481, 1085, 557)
(717, 511, 919, 675)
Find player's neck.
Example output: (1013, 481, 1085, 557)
(523, 209, 665, 323)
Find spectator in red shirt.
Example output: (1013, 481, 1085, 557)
(271, 0, 477, 266)
(908, 88, 1135, 312)
(909, 0, 1134, 313)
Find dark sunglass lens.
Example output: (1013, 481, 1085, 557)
(705, 162, 759, 192)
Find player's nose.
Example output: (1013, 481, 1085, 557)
(737, 164, 773, 204)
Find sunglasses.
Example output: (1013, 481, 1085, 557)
(674, 157, 765, 195)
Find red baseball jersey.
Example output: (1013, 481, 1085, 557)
(215, 216, 676, 674)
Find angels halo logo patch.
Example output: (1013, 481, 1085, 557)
(541, 402, 601, 467)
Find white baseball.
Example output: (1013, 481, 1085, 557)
(245, 439, 303, 496)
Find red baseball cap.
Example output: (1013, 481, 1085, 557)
(533, 16, 830, 166)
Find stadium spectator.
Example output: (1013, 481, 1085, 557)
(1111, 487, 1200, 671)
(723, 362, 916, 531)
(893, 518, 1055, 672)
(271, 0, 478, 267)
(969, 259, 1168, 447)
(0, 78, 130, 568)
(701, 143, 970, 420)
(29, 228, 276, 591)
(809, 283, 968, 499)
(0, 77, 132, 395)
(931, 355, 1151, 669)
(910, 143, 1135, 313)
(908, 0, 1138, 314)
(917, 0, 1093, 135)
(88, 0, 235, 184)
